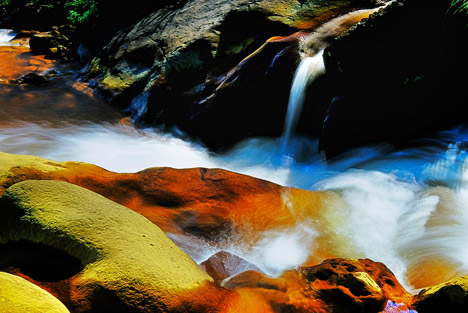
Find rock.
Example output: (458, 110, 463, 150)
(318, 0, 468, 158)
(82, 0, 386, 148)
(0, 151, 333, 245)
(14, 72, 48, 85)
(200, 251, 264, 284)
(12, 29, 41, 40)
(29, 30, 74, 60)
(0, 180, 215, 312)
(298, 258, 412, 313)
(0, 271, 70, 313)
(222, 258, 412, 312)
(413, 275, 468, 313)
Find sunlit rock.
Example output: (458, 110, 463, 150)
(0, 271, 70, 313)
(222, 258, 412, 312)
(413, 275, 468, 313)
(0, 180, 215, 312)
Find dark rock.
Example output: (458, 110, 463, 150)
(200, 251, 264, 284)
(29, 29, 75, 61)
(413, 275, 468, 313)
(12, 30, 41, 40)
(82, 0, 386, 149)
(317, 0, 468, 158)
(14, 73, 48, 85)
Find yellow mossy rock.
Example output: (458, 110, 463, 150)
(0, 180, 213, 312)
(414, 275, 468, 312)
(0, 271, 69, 313)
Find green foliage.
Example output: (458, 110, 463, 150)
(0, 0, 10, 6)
(65, 0, 99, 25)
(449, 0, 468, 14)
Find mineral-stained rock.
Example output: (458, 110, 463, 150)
(222, 258, 413, 313)
(0, 180, 216, 312)
(200, 251, 264, 284)
(0, 271, 70, 313)
(0, 151, 333, 243)
(413, 275, 468, 313)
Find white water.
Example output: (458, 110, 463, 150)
(4, 120, 468, 289)
(282, 50, 325, 154)
(0, 29, 16, 46)
(2, 22, 468, 291)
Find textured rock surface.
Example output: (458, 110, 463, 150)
(318, 0, 468, 158)
(222, 258, 412, 312)
(0, 180, 215, 312)
(82, 0, 386, 148)
(0, 271, 70, 313)
(413, 275, 468, 313)
(0, 151, 333, 242)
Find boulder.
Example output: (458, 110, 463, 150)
(0, 180, 216, 312)
(413, 275, 468, 313)
(0, 271, 70, 313)
(318, 0, 468, 158)
(82, 0, 386, 149)
(222, 258, 412, 313)
(29, 29, 74, 60)
(0, 151, 333, 246)
(14, 72, 48, 85)
(200, 251, 264, 284)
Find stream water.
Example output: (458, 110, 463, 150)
(1, 10, 468, 296)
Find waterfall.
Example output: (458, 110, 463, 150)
(281, 50, 325, 155)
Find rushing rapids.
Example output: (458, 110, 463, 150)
(1, 4, 468, 310)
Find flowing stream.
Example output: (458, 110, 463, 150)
(1, 9, 468, 295)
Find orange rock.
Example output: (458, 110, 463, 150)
(221, 258, 413, 313)
(0, 152, 331, 240)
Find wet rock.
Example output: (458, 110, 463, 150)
(0, 271, 69, 313)
(222, 258, 412, 313)
(318, 0, 468, 158)
(14, 72, 48, 85)
(29, 29, 74, 61)
(0, 180, 214, 312)
(413, 275, 468, 313)
(0, 151, 333, 246)
(83, 0, 385, 149)
(12, 29, 41, 40)
(200, 251, 264, 284)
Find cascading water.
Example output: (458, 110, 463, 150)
(280, 7, 384, 156)
(3, 16, 468, 295)
(0, 29, 16, 46)
(281, 50, 325, 154)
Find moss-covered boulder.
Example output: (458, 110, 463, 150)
(0, 151, 334, 253)
(0, 271, 70, 313)
(0, 180, 216, 312)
